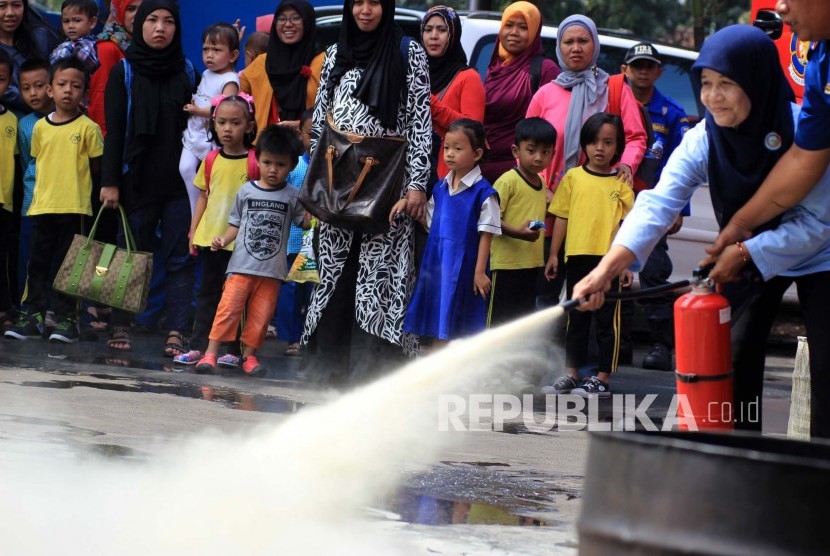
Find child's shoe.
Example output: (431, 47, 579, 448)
(195, 354, 217, 373)
(571, 376, 611, 399)
(4, 311, 44, 340)
(49, 316, 79, 343)
(541, 375, 581, 395)
(217, 353, 240, 368)
(241, 355, 266, 376)
(174, 350, 204, 365)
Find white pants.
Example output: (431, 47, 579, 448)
(179, 147, 202, 218)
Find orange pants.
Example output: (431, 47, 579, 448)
(209, 273, 280, 349)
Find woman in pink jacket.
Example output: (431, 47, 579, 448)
(527, 14, 645, 191)
(526, 14, 645, 308)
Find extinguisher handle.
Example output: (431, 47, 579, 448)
(693, 264, 715, 281)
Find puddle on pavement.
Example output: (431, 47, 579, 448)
(39, 353, 314, 387)
(85, 443, 139, 459)
(387, 488, 550, 526)
(13, 379, 304, 414)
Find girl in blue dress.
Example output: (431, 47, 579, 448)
(400, 119, 501, 347)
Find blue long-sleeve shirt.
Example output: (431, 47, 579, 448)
(614, 103, 830, 281)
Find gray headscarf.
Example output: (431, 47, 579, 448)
(554, 15, 609, 171)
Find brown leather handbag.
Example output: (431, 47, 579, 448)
(299, 114, 408, 235)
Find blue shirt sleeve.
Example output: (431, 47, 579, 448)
(795, 41, 830, 150)
(746, 104, 830, 278)
(613, 121, 709, 271)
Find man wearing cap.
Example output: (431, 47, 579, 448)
(620, 42, 690, 372)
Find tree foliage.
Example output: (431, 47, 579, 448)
(406, 0, 752, 47)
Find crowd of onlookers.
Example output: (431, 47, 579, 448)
(2, 0, 830, 438)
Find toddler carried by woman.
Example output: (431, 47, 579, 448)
(180, 22, 241, 215)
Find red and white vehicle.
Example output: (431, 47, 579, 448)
(752, 1, 809, 102)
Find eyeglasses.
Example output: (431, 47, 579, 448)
(276, 15, 303, 25)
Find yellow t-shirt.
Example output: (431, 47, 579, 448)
(0, 109, 19, 212)
(192, 150, 254, 250)
(490, 168, 546, 270)
(29, 113, 103, 216)
(548, 166, 635, 260)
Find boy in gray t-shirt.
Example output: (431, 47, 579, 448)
(196, 126, 308, 376)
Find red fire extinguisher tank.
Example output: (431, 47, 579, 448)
(674, 284, 734, 430)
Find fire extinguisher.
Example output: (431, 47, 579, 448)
(674, 269, 734, 431)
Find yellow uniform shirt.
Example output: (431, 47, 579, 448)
(549, 165, 635, 260)
(0, 109, 19, 212)
(29, 113, 103, 216)
(490, 168, 546, 270)
(192, 150, 254, 250)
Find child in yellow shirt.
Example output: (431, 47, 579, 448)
(5, 57, 103, 343)
(0, 49, 19, 326)
(543, 113, 634, 398)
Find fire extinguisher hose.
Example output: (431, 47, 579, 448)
(559, 280, 692, 312)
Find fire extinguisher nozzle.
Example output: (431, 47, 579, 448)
(560, 298, 586, 312)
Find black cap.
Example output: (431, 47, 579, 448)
(625, 42, 661, 65)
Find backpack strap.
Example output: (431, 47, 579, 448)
(246, 149, 260, 181)
(530, 54, 545, 93)
(120, 58, 133, 175)
(203, 149, 221, 195)
(120, 58, 197, 176)
(184, 58, 196, 90)
(608, 74, 658, 193)
(607, 73, 625, 117)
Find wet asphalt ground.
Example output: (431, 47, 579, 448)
(0, 320, 799, 554)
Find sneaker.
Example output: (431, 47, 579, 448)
(572, 376, 611, 399)
(241, 355, 266, 376)
(217, 353, 240, 368)
(174, 350, 204, 365)
(541, 375, 581, 395)
(643, 343, 672, 372)
(195, 354, 217, 373)
(4, 311, 44, 340)
(49, 316, 79, 343)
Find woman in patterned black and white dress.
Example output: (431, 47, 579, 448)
(301, 0, 432, 382)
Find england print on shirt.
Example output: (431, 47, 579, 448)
(244, 199, 287, 261)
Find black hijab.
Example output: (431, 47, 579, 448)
(124, 0, 190, 138)
(327, 0, 405, 129)
(692, 25, 794, 231)
(265, 0, 318, 121)
(421, 5, 468, 95)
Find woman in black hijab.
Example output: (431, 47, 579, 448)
(420, 5, 485, 180)
(302, 0, 432, 383)
(240, 0, 324, 136)
(100, 0, 196, 356)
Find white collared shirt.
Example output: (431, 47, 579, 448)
(425, 166, 501, 234)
